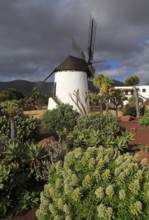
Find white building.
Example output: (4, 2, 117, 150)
(48, 56, 90, 113)
(115, 85, 149, 104)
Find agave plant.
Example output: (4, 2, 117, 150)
(23, 143, 48, 172)
(4, 142, 22, 163)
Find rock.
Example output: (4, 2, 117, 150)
(120, 115, 135, 122)
(38, 137, 56, 146)
(130, 127, 137, 132)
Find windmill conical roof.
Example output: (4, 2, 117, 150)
(55, 55, 89, 73)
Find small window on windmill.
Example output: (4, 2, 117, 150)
(53, 82, 56, 97)
(142, 88, 146, 93)
(49, 82, 56, 97)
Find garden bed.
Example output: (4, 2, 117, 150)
(119, 118, 149, 148)
(1, 117, 149, 220)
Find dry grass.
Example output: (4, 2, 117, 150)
(24, 110, 47, 119)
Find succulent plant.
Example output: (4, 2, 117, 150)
(37, 147, 149, 220)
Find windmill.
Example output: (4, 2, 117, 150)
(72, 16, 98, 79)
(22, 17, 99, 114)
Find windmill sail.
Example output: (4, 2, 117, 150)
(72, 37, 85, 60)
(20, 70, 55, 104)
(88, 17, 97, 65)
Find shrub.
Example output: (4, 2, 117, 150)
(0, 115, 10, 138)
(0, 114, 40, 142)
(0, 141, 48, 217)
(66, 129, 133, 151)
(0, 160, 39, 217)
(123, 96, 145, 117)
(2, 88, 24, 101)
(66, 113, 133, 152)
(0, 135, 8, 159)
(35, 140, 68, 181)
(0, 139, 69, 217)
(37, 147, 149, 220)
(123, 104, 136, 117)
(42, 104, 79, 134)
(139, 110, 149, 126)
(75, 113, 120, 136)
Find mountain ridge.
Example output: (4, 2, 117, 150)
(0, 79, 124, 96)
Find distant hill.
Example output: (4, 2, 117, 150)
(0, 79, 124, 96)
(0, 80, 54, 96)
(112, 80, 124, 86)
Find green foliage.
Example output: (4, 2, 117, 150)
(129, 95, 143, 104)
(42, 104, 79, 134)
(0, 114, 40, 142)
(31, 91, 48, 104)
(139, 110, 149, 126)
(23, 143, 48, 173)
(0, 100, 23, 117)
(14, 191, 39, 215)
(0, 163, 9, 190)
(93, 74, 113, 90)
(93, 74, 113, 112)
(15, 115, 40, 141)
(139, 145, 149, 152)
(0, 115, 10, 138)
(67, 128, 133, 151)
(123, 96, 145, 117)
(0, 137, 71, 217)
(0, 101, 24, 139)
(0, 161, 29, 216)
(37, 147, 149, 220)
(0, 141, 49, 217)
(0, 92, 7, 102)
(1, 88, 24, 101)
(3, 142, 22, 163)
(123, 95, 144, 117)
(89, 92, 106, 113)
(70, 113, 131, 151)
(125, 75, 140, 86)
(110, 89, 124, 113)
(0, 135, 80, 217)
(75, 113, 120, 136)
(0, 135, 8, 160)
(3, 142, 50, 180)
(21, 97, 36, 111)
(123, 104, 137, 117)
(124, 76, 140, 118)
(35, 141, 68, 181)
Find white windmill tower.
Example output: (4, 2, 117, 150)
(47, 17, 97, 114)
(23, 18, 98, 114)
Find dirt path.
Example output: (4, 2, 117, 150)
(119, 118, 149, 148)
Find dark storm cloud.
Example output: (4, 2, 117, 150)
(0, 0, 149, 82)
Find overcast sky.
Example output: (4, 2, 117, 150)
(0, 0, 149, 83)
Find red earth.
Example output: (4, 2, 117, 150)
(1, 118, 149, 220)
(119, 118, 149, 148)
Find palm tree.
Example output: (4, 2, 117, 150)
(93, 74, 113, 112)
(125, 75, 140, 118)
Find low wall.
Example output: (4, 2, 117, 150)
(24, 109, 123, 119)
(24, 110, 47, 119)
